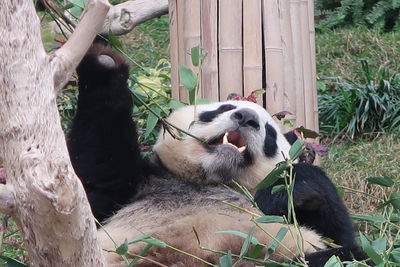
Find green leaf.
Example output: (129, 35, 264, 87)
(196, 98, 211, 105)
(389, 192, 400, 212)
(360, 233, 384, 265)
(249, 244, 265, 259)
(169, 99, 186, 110)
(116, 238, 129, 255)
(266, 227, 288, 256)
(366, 177, 395, 187)
(271, 184, 285, 194)
(0, 256, 28, 267)
(189, 87, 196, 105)
(191, 45, 204, 67)
(289, 139, 305, 161)
(323, 255, 342, 267)
(145, 107, 161, 138)
(255, 216, 285, 223)
(371, 237, 387, 253)
(127, 234, 151, 244)
(351, 214, 385, 223)
(390, 248, 400, 263)
(294, 126, 319, 138)
(219, 251, 233, 267)
(143, 238, 166, 248)
(215, 230, 259, 245)
(239, 227, 255, 257)
(255, 162, 288, 190)
(68, 0, 87, 17)
(108, 32, 122, 50)
(178, 64, 197, 91)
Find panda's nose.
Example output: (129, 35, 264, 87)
(231, 109, 260, 130)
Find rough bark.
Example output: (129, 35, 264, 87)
(51, 0, 168, 36)
(0, 0, 109, 266)
(102, 0, 168, 35)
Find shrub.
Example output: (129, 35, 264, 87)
(316, 0, 400, 32)
(319, 60, 400, 138)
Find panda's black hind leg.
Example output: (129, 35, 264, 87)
(68, 43, 152, 222)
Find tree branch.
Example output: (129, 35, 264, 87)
(0, 184, 15, 215)
(101, 0, 168, 35)
(51, 0, 111, 91)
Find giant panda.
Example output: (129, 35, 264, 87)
(68, 43, 367, 266)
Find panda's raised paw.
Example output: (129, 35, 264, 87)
(98, 54, 116, 68)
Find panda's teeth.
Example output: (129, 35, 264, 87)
(238, 146, 246, 153)
(223, 132, 229, 144)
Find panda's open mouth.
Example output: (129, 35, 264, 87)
(207, 131, 247, 153)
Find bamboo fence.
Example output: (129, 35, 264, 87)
(169, 0, 319, 132)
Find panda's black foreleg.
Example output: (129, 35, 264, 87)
(305, 245, 371, 266)
(68, 43, 150, 222)
(255, 163, 359, 249)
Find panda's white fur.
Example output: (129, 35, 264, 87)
(70, 45, 328, 266)
(97, 101, 322, 266)
(154, 101, 292, 190)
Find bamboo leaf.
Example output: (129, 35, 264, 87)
(219, 251, 233, 267)
(266, 227, 288, 256)
(360, 233, 384, 265)
(351, 214, 385, 223)
(255, 216, 285, 224)
(145, 107, 161, 138)
(271, 184, 285, 194)
(390, 248, 400, 263)
(128, 234, 151, 244)
(249, 244, 265, 259)
(169, 99, 186, 110)
(366, 177, 395, 187)
(0, 256, 28, 267)
(143, 238, 166, 248)
(116, 238, 129, 255)
(215, 230, 259, 245)
(255, 162, 288, 190)
(178, 64, 197, 91)
(323, 255, 342, 267)
(289, 139, 305, 161)
(239, 227, 255, 257)
(190, 45, 204, 67)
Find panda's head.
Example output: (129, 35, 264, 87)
(153, 101, 291, 191)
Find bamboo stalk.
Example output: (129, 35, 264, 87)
(289, 0, 305, 127)
(307, 0, 319, 133)
(200, 0, 219, 102)
(263, 0, 284, 115)
(176, 0, 187, 102)
(278, 0, 297, 131)
(181, 0, 201, 101)
(299, 0, 315, 131)
(219, 0, 243, 101)
(169, 0, 180, 100)
(243, 0, 263, 104)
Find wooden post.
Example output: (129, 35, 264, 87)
(243, 0, 263, 103)
(200, 0, 219, 101)
(169, 0, 319, 133)
(218, 0, 243, 101)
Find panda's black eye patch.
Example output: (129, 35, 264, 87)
(263, 123, 278, 158)
(198, 104, 236, 122)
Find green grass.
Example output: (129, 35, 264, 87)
(316, 27, 400, 82)
(321, 133, 400, 213)
(120, 15, 170, 72)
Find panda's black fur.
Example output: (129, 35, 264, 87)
(254, 162, 367, 261)
(68, 43, 368, 266)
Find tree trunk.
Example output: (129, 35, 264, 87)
(0, 0, 109, 266)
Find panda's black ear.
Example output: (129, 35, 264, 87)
(284, 130, 298, 145)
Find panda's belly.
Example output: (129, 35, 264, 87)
(97, 180, 324, 266)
